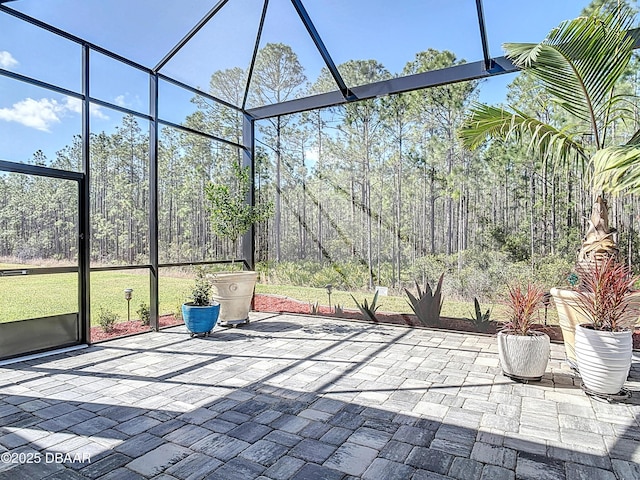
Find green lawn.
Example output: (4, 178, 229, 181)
(0, 270, 192, 325)
(0, 269, 559, 326)
(255, 284, 559, 325)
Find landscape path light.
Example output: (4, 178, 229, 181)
(124, 288, 133, 322)
(325, 284, 333, 313)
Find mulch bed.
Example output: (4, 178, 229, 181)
(253, 293, 565, 341)
(91, 293, 640, 350)
(90, 315, 183, 342)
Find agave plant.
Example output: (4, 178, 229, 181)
(404, 273, 444, 327)
(460, 7, 640, 262)
(350, 291, 381, 322)
(467, 297, 492, 333)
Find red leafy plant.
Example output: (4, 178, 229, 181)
(574, 257, 640, 332)
(502, 284, 546, 336)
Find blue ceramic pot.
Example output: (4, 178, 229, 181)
(182, 302, 220, 335)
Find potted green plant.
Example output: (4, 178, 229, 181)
(497, 283, 550, 382)
(460, 7, 640, 367)
(572, 257, 640, 395)
(204, 161, 273, 326)
(181, 269, 220, 337)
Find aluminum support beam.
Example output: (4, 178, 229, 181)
(0, 5, 151, 73)
(242, 0, 270, 110)
(158, 119, 244, 150)
(155, 0, 230, 72)
(158, 73, 242, 112)
(0, 68, 82, 99)
(247, 56, 517, 120)
(80, 45, 91, 345)
(475, 0, 493, 71)
(0, 160, 83, 180)
(291, 0, 353, 100)
(149, 73, 160, 332)
(241, 114, 256, 270)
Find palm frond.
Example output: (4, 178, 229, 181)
(626, 127, 640, 145)
(503, 8, 635, 147)
(592, 141, 640, 193)
(460, 103, 588, 164)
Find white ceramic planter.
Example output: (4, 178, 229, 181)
(549, 287, 585, 369)
(575, 324, 632, 395)
(497, 330, 550, 381)
(551, 288, 640, 371)
(209, 271, 258, 326)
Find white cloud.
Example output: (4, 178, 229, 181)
(113, 93, 144, 111)
(114, 95, 127, 108)
(0, 51, 18, 70)
(62, 96, 109, 120)
(0, 96, 109, 132)
(62, 96, 82, 114)
(90, 103, 109, 120)
(0, 98, 62, 132)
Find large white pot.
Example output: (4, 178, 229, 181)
(209, 271, 258, 326)
(575, 324, 632, 395)
(497, 330, 550, 382)
(549, 288, 585, 369)
(551, 288, 640, 370)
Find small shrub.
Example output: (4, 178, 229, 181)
(334, 304, 344, 316)
(96, 307, 117, 333)
(137, 303, 150, 326)
(309, 301, 320, 315)
(405, 273, 444, 327)
(350, 291, 381, 322)
(191, 269, 211, 306)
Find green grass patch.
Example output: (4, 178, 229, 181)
(255, 284, 559, 325)
(0, 270, 192, 325)
(0, 271, 559, 327)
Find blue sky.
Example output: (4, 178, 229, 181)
(0, 0, 601, 163)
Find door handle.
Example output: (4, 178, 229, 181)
(0, 270, 28, 276)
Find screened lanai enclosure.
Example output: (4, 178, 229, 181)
(0, 0, 632, 359)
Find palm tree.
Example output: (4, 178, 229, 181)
(460, 7, 640, 265)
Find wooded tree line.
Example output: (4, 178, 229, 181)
(0, 117, 242, 266)
(251, 47, 640, 289)
(2, 0, 640, 289)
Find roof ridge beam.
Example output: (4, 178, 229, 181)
(242, 0, 270, 110)
(290, 0, 355, 101)
(155, 0, 230, 72)
(475, 0, 493, 71)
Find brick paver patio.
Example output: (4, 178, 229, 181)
(0, 312, 638, 479)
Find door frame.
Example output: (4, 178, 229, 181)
(0, 160, 89, 358)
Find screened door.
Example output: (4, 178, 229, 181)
(0, 161, 87, 360)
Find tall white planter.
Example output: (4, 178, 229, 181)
(549, 288, 585, 369)
(497, 331, 550, 382)
(575, 324, 632, 395)
(209, 271, 258, 326)
(551, 288, 640, 371)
